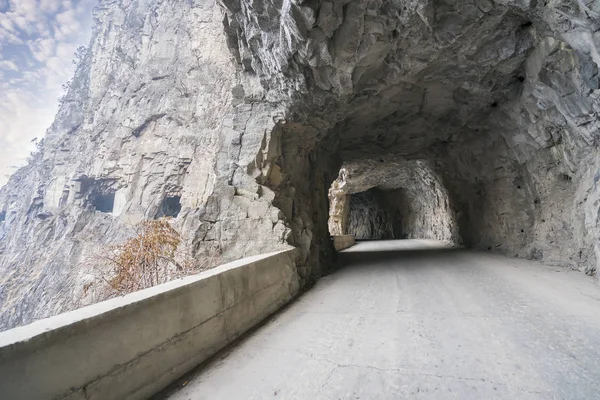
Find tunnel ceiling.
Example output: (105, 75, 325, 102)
(333, 159, 440, 195)
(329, 4, 534, 159)
(226, 0, 598, 162)
(224, 0, 600, 275)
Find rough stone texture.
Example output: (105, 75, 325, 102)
(347, 190, 395, 240)
(329, 160, 461, 243)
(1, 0, 600, 330)
(332, 235, 355, 251)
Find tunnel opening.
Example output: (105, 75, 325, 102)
(91, 192, 116, 214)
(77, 176, 119, 214)
(240, 0, 600, 286)
(326, 160, 461, 246)
(58, 189, 70, 208)
(156, 196, 182, 218)
(347, 189, 395, 240)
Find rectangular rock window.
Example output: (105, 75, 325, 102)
(59, 189, 70, 208)
(91, 192, 116, 213)
(158, 196, 182, 218)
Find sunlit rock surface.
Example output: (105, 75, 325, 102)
(1, 0, 599, 330)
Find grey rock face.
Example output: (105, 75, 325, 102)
(328, 159, 460, 243)
(1, 0, 600, 330)
(0, 0, 289, 330)
(347, 190, 395, 240)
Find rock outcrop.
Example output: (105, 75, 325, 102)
(1, 0, 600, 330)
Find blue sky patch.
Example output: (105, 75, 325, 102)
(0, 0, 97, 187)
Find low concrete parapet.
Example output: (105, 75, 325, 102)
(0, 249, 299, 400)
(332, 235, 356, 251)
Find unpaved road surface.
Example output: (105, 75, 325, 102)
(163, 240, 600, 400)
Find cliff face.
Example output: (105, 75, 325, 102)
(1, 0, 600, 330)
(0, 0, 290, 329)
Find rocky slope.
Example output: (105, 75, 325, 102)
(1, 0, 599, 330)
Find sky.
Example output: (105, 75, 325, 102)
(0, 0, 97, 187)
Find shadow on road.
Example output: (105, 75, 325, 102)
(336, 240, 464, 267)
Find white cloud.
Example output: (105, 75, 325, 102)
(0, 89, 56, 181)
(54, 8, 81, 39)
(27, 37, 56, 61)
(0, 0, 96, 187)
(39, 0, 61, 15)
(0, 59, 16, 70)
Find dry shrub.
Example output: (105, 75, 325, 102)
(91, 218, 195, 300)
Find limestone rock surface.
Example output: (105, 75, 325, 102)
(329, 159, 460, 243)
(1, 0, 600, 330)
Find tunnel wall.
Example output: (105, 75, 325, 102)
(329, 160, 461, 245)
(258, 123, 343, 285)
(380, 186, 459, 244)
(347, 190, 394, 240)
(454, 146, 595, 272)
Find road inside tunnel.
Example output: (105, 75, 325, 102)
(158, 240, 600, 400)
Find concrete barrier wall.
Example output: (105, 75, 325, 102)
(332, 235, 356, 251)
(0, 249, 299, 400)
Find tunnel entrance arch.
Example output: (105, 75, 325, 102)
(326, 160, 461, 245)
(238, 0, 600, 287)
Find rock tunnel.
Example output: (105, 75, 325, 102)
(228, 0, 600, 285)
(328, 160, 460, 242)
(1, 0, 599, 330)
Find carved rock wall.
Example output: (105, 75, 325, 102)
(0, 0, 292, 330)
(347, 189, 394, 240)
(329, 159, 460, 243)
(1, 0, 600, 330)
